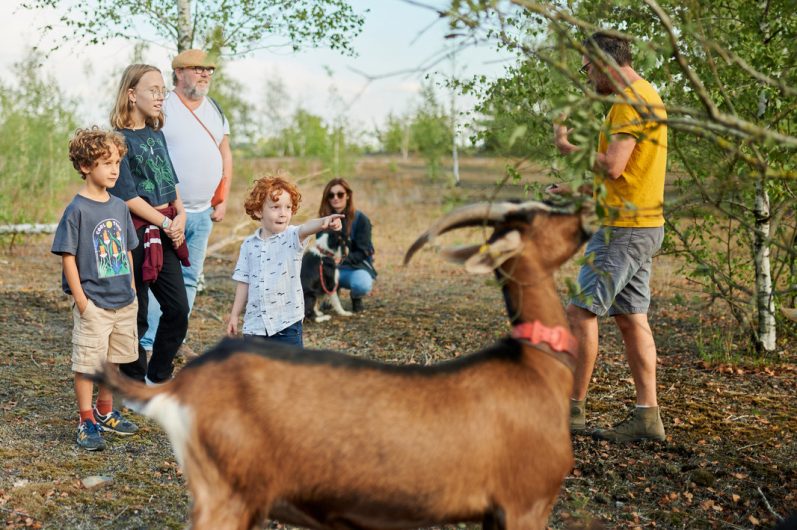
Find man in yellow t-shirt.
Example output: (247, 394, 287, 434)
(551, 32, 668, 443)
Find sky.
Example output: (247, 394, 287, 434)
(0, 1, 514, 138)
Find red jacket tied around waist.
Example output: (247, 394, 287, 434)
(132, 206, 190, 283)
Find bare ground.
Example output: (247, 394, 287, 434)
(1, 156, 795, 529)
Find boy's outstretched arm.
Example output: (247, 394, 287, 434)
(226, 281, 249, 336)
(298, 214, 344, 240)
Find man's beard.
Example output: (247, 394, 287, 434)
(185, 82, 210, 99)
(594, 76, 614, 95)
(595, 83, 613, 95)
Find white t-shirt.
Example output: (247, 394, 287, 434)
(162, 93, 231, 213)
(232, 226, 309, 336)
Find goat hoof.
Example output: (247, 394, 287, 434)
(315, 315, 331, 323)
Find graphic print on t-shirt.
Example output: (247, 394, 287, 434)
(131, 135, 176, 197)
(94, 219, 131, 278)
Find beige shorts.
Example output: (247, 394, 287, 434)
(72, 299, 139, 374)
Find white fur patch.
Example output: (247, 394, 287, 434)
(141, 394, 193, 468)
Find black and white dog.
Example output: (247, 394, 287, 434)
(301, 230, 352, 322)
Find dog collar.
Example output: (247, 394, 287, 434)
(511, 321, 578, 358)
(317, 247, 339, 260)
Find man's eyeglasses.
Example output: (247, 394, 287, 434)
(145, 89, 168, 100)
(579, 62, 592, 76)
(185, 66, 216, 76)
(327, 191, 346, 200)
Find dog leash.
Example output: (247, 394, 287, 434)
(319, 263, 338, 295)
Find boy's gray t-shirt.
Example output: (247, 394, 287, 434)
(51, 194, 139, 309)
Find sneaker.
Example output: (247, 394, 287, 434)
(351, 297, 364, 313)
(93, 408, 139, 436)
(570, 399, 586, 434)
(76, 421, 105, 451)
(592, 406, 666, 443)
(177, 343, 200, 361)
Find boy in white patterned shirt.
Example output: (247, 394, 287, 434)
(226, 176, 343, 347)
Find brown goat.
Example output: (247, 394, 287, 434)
(97, 200, 593, 530)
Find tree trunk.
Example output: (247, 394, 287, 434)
(450, 53, 460, 187)
(176, 0, 193, 52)
(401, 124, 410, 161)
(0, 224, 58, 235)
(753, 175, 776, 353)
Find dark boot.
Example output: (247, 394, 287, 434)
(351, 297, 364, 313)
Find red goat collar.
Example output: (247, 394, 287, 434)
(511, 321, 578, 358)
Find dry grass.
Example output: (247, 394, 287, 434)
(1, 156, 795, 529)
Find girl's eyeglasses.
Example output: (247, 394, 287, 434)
(579, 62, 592, 76)
(327, 191, 347, 200)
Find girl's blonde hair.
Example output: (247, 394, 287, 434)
(110, 64, 165, 130)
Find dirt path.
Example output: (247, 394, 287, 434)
(1, 157, 795, 529)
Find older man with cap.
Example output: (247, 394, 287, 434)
(140, 49, 233, 359)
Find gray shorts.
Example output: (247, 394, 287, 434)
(570, 226, 664, 316)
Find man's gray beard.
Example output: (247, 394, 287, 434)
(186, 84, 210, 99)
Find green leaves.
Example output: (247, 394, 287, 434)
(22, 0, 365, 57)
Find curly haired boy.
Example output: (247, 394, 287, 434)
(226, 175, 343, 347)
(52, 127, 140, 450)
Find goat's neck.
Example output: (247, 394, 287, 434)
(499, 264, 568, 329)
(500, 264, 576, 372)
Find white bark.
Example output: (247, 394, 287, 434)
(753, 176, 776, 352)
(401, 124, 410, 161)
(0, 224, 58, 235)
(450, 54, 460, 187)
(176, 0, 193, 52)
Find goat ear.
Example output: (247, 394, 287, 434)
(463, 230, 523, 274)
(440, 244, 483, 264)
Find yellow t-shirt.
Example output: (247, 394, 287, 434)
(597, 79, 668, 227)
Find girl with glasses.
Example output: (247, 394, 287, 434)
(108, 64, 190, 386)
(318, 178, 377, 312)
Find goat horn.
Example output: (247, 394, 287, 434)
(403, 201, 557, 265)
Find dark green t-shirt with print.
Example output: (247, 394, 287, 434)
(111, 127, 179, 205)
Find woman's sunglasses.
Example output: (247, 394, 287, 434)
(327, 191, 347, 200)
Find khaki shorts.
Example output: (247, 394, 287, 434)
(72, 299, 139, 374)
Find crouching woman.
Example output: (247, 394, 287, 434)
(318, 178, 376, 312)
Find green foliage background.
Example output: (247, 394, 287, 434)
(447, 0, 797, 352)
(0, 53, 78, 224)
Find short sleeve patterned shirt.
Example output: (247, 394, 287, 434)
(232, 225, 308, 336)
